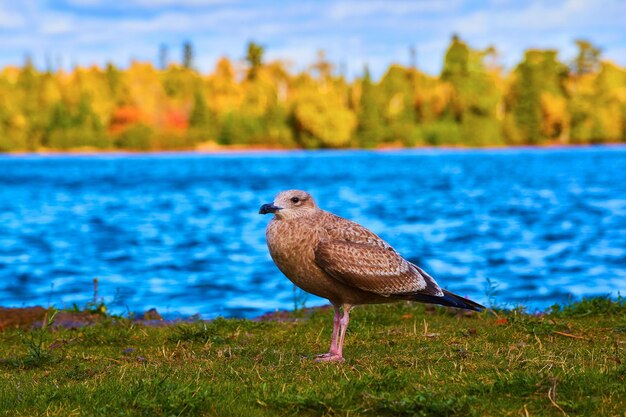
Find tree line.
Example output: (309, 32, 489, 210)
(1, 36, 624, 152)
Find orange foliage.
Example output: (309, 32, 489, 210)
(163, 108, 188, 131)
(109, 105, 146, 134)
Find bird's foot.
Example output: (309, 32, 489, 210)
(314, 353, 344, 362)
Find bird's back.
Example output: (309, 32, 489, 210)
(265, 211, 391, 305)
(263, 195, 483, 311)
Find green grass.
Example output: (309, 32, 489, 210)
(1, 299, 625, 416)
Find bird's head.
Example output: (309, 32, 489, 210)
(259, 190, 319, 220)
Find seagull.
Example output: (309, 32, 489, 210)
(259, 190, 484, 362)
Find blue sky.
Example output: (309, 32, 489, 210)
(1, 0, 625, 79)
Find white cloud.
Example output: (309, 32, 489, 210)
(41, 13, 76, 35)
(67, 0, 234, 7)
(328, 0, 458, 20)
(131, 0, 232, 6)
(0, 3, 26, 29)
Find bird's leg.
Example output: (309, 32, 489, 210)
(316, 305, 341, 359)
(316, 304, 352, 362)
(336, 304, 353, 358)
(330, 305, 341, 353)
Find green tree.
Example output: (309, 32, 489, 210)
(510, 50, 568, 144)
(441, 34, 469, 83)
(218, 111, 265, 145)
(183, 41, 194, 69)
(246, 41, 264, 80)
(512, 56, 542, 143)
(189, 88, 217, 142)
(46, 94, 107, 150)
(75, 94, 107, 147)
(264, 104, 294, 147)
(573, 39, 601, 77)
(439, 35, 502, 145)
(116, 124, 153, 150)
(595, 63, 626, 142)
(47, 101, 73, 132)
(378, 65, 419, 145)
(357, 67, 384, 148)
(163, 66, 198, 99)
(105, 62, 122, 99)
(17, 58, 53, 150)
(568, 40, 606, 143)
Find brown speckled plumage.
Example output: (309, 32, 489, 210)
(260, 190, 484, 361)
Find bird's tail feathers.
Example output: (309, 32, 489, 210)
(400, 289, 485, 312)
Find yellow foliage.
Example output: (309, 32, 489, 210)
(209, 57, 244, 115)
(425, 82, 454, 119)
(126, 61, 168, 124)
(387, 93, 405, 118)
(540, 92, 568, 140)
(596, 101, 622, 140)
(0, 41, 625, 151)
(293, 86, 356, 148)
(9, 114, 27, 130)
(0, 66, 20, 84)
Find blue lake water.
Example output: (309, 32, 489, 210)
(0, 147, 625, 318)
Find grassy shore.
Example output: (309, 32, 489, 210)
(1, 298, 625, 416)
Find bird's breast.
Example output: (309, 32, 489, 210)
(266, 218, 317, 265)
(265, 218, 329, 293)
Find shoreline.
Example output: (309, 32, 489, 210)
(0, 304, 330, 331)
(2, 142, 625, 157)
(2, 295, 621, 331)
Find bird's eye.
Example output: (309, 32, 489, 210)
(291, 197, 300, 203)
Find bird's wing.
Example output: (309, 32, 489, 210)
(321, 213, 392, 249)
(315, 213, 443, 297)
(314, 240, 425, 295)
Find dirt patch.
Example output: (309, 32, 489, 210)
(0, 307, 48, 331)
(0, 304, 330, 331)
(0, 306, 110, 331)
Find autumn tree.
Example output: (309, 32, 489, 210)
(439, 35, 502, 145)
(1, 39, 625, 152)
(566, 40, 622, 143)
(569, 60, 626, 143)
(378, 65, 418, 146)
(292, 74, 356, 148)
(510, 50, 568, 144)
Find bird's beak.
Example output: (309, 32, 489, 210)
(259, 203, 282, 215)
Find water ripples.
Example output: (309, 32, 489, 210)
(0, 148, 624, 317)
